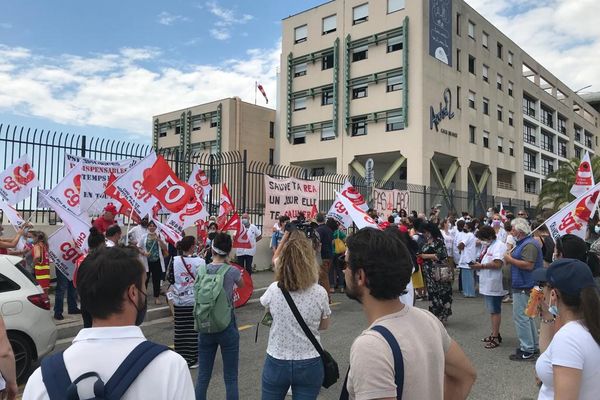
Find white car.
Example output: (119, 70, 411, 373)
(0, 255, 57, 383)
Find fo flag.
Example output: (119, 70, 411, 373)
(217, 183, 235, 229)
(48, 226, 85, 281)
(233, 223, 252, 249)
(545, 181, 600, 240)
(334, 191, 380, 230)
(141, 156, 196, 214)
(222, 213, 241, 233)
(0, 200, 25, 230)
(570, 152, 595, 197)
(0, 155, 39, 204)
(327, 180, 368, 228)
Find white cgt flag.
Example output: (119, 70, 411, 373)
(113, 152, 159, 219)
(0, 200, 25, 230)
(334, 191, 379, 230)
(48, 226, 84, 281)
(0, 155, 39, 204)
(41, 192, 91, 252)
(570, 152, 595, 197)
(47, 161, 84, 216)
(327, 181, 368, 228)
(545, 181, 600, 240)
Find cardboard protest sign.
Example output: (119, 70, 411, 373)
(263, 176, 320, 233)
(372, 188, 410, 218)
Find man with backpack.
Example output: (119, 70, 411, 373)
(23, 246, 194, 400)
(342, 228, 476, 399)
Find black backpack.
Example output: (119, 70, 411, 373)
(41, 341, 169, 400)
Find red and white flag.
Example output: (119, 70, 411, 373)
(105, 173, 141, 221)
(0, 200, 25, 230)
(499, 202, 507, 222)
(0, 155, 39, 204)
(334, 191, 380, 230)
(257, 83, 268, 104)
(165, 200, 209, 234)
(233, 223, 252, 249)
(151, 217, 183, 245)
(545, 181, 600, 240)
(189, 165, 212, 201)
(570, 152, 595, 197)
(41, 192, 90, 251)
(141, 156, 196, 214)
(217, 183, 235, 229)
(196, 220, 208, 246)
(48, 226, 85, 281)
(327, 180, 368, 228)
(113, 152, 159, 219)
(47, 161, 84, 216)
(222, 213, 241, 234)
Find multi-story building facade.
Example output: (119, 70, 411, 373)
(278, 0, 600, 208)
(153, 97, 276, 170)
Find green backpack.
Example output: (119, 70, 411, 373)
(193, 263, 232, 333)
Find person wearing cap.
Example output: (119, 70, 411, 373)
(504, 218, 543, 361)
(93, 203, 118, 234)
(532, 258, 600, 399)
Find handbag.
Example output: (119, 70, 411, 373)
(431, 261, 453, 283)
(333, 232, 347, 255)
(280, 287, 339, 388)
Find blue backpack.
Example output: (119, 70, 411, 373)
(41, 341, 169, 400)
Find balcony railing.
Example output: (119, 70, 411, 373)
(497, 181, 515, 190)
(525, 186, 538, 194)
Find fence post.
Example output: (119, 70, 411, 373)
(81, 135, 87, 157)
(242, 149, 248, 213)
(423, 186, 427, 213)
(209, 154, 215, 216)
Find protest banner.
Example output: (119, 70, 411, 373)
(66, 154, 138, 215)
(0, 154, 39, 204)
(372, 188, 410, 218)
(165, 200, 209, 234)
(263, 176, 320, 233)
(327, 180, 367, 228)
(544, 182, 600, 240)
(48, 226, 84, 281)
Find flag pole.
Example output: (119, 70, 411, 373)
(125, 206, 135, 245)
(254, 81, 257, 105)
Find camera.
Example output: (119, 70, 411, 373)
(285, 220, 317, 240)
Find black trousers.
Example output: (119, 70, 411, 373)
(146, 260, 163, 298)
(237, 255, 253, 274)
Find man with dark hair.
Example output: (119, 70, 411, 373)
(343, 228, 476, 400)
(23, 247, 194, 399)
(315, 212, 334, 300)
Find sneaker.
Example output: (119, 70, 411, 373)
(502, 295, 512, 303)
(54, 314, 64, 321)
(189, 363, 199, 369)
(509, 350, 535, 361)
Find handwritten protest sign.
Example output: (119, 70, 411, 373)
(263, 176, 320, 233)
(372, 188, 410, 218)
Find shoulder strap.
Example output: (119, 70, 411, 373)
(180, 256, 194, 277)
(104, 341, 169, 399)
(280, 287, 325, 356)
(371, 325, 404, 399)
(216, 263, 231, 277)
(41, 352, 71, 400)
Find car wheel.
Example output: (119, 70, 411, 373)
(7, 331, 33, 384)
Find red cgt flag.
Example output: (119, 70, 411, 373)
(141, 156, 196, 214)
(217, 183, 235, 229)
(222, 213, 241, 233)
(233, 222, 252, 249)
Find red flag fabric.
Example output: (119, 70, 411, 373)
(105, 173, 139, 219)
(217, 183, 235, 229)
(233, 223, 252, 249)
(231, 262, 253, 308)
(196, 220, 208, 247)
(141, 156, 196, 214)
(257, 83, 268, 104)
(222, 213, 241, 233)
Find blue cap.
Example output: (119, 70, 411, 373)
(531, 258, 597, 296)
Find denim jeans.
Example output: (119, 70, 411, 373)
(512, 291, 539, 353)
(195, 318, 240, 400)
(461, 268, 476, 297)
(261, 354, 323, 400)
(53, 270, 78, 316)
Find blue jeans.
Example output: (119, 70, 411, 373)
(512, 291, 539, 353)
(261, 354, 323, 400)
(53, 270, 78, 316)
(461, 268, 476, 297)
(196, 318, 239, 400)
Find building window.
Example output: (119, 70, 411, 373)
(210, 116, 218, 128)
(575, 146, 582, 159)
(585, 133, 593, 149)
(322, 53, 334, 70)
(269, 121, 275, 138)
(192, 119, 202, 131)
(509, 111, 514, 126)
(388, 0, 405, 13)
(293, 63, 307, 77)
(508, 51, 514, 66)
(497, 42, 503, 59)
(482, 32, 489, 48)
(483, 98, 489, 115)
(509, 141, 515, 156)
(497, 74, 503, 91)
(468, 55, 476, 74)
(468, 91, 476, 109)
(508, 81, 514, 97)
(456, 13, 461, 36)
(575, 125, 582, 143)
(483, 131, 489, 148)
(523, 122, 536, 144)
(541, 105, 554, 128)
(351, 117, 368, 136)
(387, 36, 403, 53)
(294, 25, 307, 44)
(387, 75, 403, 92)
(497, 106, 503, 122)
(321, 126, 335, 141)
(352, 85, 368, 99)
(293, 131, 306, 145)
(468, 20, 475, 39)
(558, 116, 567, 135)
(523, 95, 536, 117)
(311, 168, 325, 177)
(482, 65, 489, 82)
(386, 112, 404, 131)
(541, 131, 554, 152)
(269, 148, 274, 165)
(525, 179, 537, 194)
(352, 45, 368, 62)
(558, 140, 567, 157)
(293, 97, 307, 111)
(524, 152, 536, 172)
(498, 136, 504, 153)
(469, 125, 476, 144)
(457, 86, 461, 109)
(175, 125, 181, 134)
(322, 88, 334, 105)
(456, 49, 461, 71)
(322, 15, 336, 35)
(353, 3, 368, 25)
(542, 158, 554, 175)
(158, 125, 167, 137)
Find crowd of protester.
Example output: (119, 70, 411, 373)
(0, 201, 599, 399)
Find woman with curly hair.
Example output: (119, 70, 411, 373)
(420, 222, 452, 324)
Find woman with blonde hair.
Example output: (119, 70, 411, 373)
(260, 229, 331, 399)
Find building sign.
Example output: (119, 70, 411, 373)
(430, 88, 456, 133)
(429, 0, 452, 66)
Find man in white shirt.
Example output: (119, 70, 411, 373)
(128, 217, 149, 246)
(236, 213, 262, 275)
(343, 228, 476, 400)
(23, 246, 194, 400)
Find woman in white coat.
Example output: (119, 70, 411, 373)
(138, 220, 167, 305)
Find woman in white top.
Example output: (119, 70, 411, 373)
(138, 221, 167, 304)
(470, 226, 507, 349)
(440, 218, 455, 267)
(172, 235, 204, 368)
(260, 230, 331, 400)
(532, 258, 600, 400)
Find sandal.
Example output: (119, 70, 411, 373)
(481, 333, 502, 344)
(484, 337, 501, 349)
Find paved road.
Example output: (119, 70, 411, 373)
(33, 272, 540, 400)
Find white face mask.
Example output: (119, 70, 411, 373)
(595, 226, 600, 235)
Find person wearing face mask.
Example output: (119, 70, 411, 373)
(8, 229, 35, 273)
(23, 246, 195, 400)
(0, 225, 26, 254)
(490, 214, 507, 243)
(235, 213, 262, 275)
(128, 217, 149, 246)
(532, 259, 600, 400)
(455, 221, 477, 298)
(203, 222, 219, 264)
(138, 221, 168, 305)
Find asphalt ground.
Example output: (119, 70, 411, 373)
(22, 271, 540, 399)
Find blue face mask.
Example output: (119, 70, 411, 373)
(595, 226, 600, 235)
(26, 238, 34, 244)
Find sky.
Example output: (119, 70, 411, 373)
(0, 0, 599, 143)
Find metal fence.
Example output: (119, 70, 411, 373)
(0, 124, 533, 228)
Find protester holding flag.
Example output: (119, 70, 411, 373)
(0, 225, 26, 254)
(139, 221, 167, 305)
(32, 231, 51, 297)
(93, 203, 118, 234)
